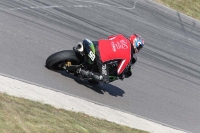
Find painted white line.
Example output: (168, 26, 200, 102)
(0, 74, 187, 133)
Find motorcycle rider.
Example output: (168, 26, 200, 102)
(74, 34, 144, 84)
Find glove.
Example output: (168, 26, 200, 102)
(119, 73, 125, 80)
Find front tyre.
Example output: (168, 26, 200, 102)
(46, 50, 79, 71)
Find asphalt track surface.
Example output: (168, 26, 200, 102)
(0, 0, 200, 132)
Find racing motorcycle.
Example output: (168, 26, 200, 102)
(45, 42, 119, 84)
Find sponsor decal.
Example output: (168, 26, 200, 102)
(111, 42, 117, 52)
(120, 40, 128, 49)
(102, 64, 107, 75)
(111, 39, 128, 52)
(88, 51, 95, 61)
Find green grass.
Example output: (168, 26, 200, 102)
(0, 93, 148, 133)
(155, 0, 200, 20)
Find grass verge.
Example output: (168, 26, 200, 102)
(155, 0, 200, 20)
(0, 93, 148, 133)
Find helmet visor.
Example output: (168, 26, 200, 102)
(135, 38, 144, 51)
(137, 44, 143, 51)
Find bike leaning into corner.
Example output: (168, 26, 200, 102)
(46, 34, 144, 85)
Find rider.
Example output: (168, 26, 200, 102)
(74, 34, 144, 84)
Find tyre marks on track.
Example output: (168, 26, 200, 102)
(0, 0, 139, 11)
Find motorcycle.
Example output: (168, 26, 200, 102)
(45, 42, 119, 84)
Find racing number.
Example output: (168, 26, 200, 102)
(88, 51, 95, 61)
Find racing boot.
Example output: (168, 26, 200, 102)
(90, 72, 103, 81)
(77, 68, 103, 82)
(77, 68, 91, 79)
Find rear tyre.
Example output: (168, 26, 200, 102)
(46, 50, 79, 71)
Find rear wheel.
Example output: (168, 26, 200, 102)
(46, 50, 79, 71)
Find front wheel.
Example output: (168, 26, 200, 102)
(46, 50, 79, 71)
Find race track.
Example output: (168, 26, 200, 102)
(0, 0, 200, 132)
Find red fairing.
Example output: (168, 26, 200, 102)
(98, 34, 131, 75)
